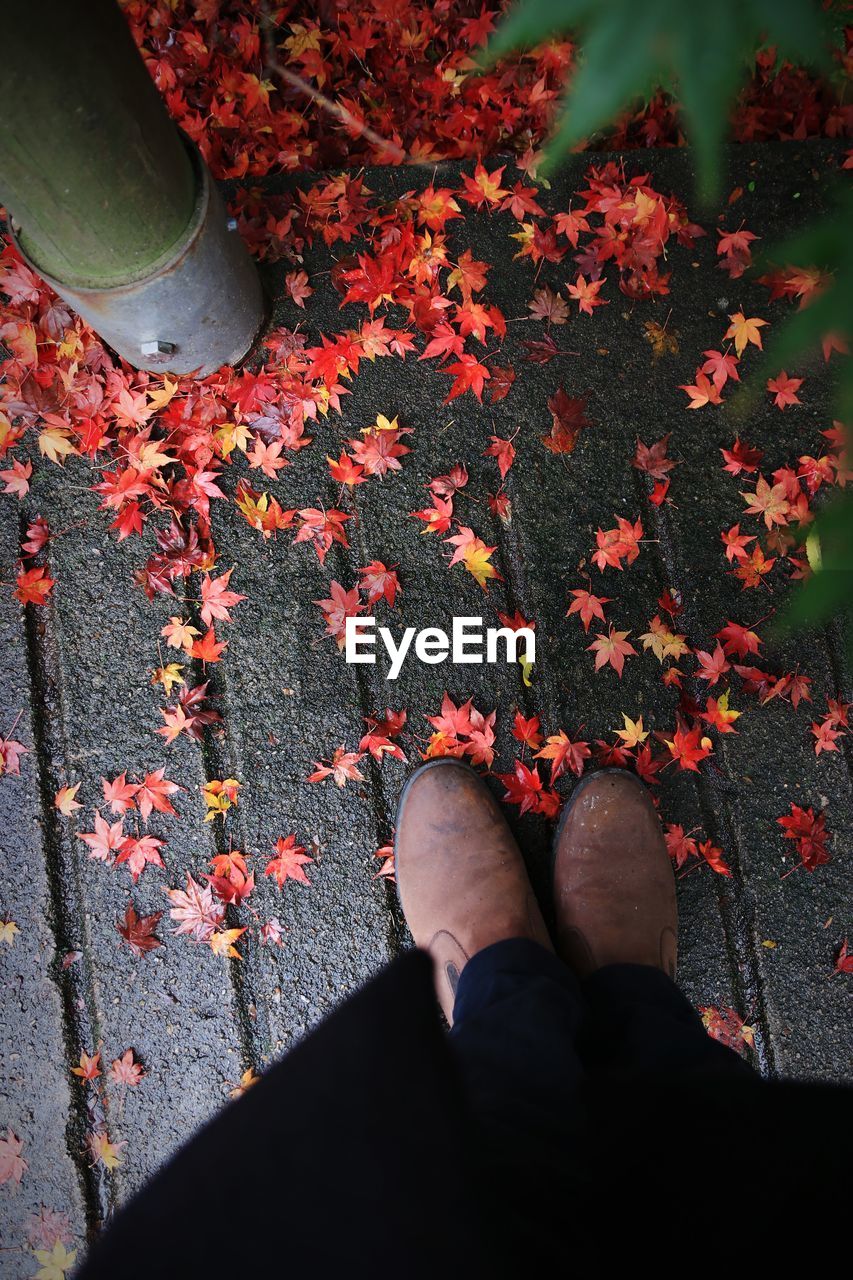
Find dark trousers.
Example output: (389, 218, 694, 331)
(81, 941, 851, 1278)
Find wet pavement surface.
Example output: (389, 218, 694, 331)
(1, 141, 851, 1268)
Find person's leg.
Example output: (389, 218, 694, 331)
(580, 962, 755, 1076)
(553, 768, 753, 1078)
(450, 937, 588, 1164)
(395, 761, 591, 1264)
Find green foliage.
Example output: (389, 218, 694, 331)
(484, 0, 832, 202)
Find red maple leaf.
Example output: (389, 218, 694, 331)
(566, 588, 610, 632)
(777, 804, 830, 872)
(535, 731, 591, 782)
(264, 836, 313, 888)
(115, 833, 166, 884)
(190, 627, 227, 665)
(135, 768, 180, 823)
(200, 568, 246, 627)
(358, 560, 401, 608)
(443, 354, 490, 403)
(587, 627, 637, 677)
(78, 811, 125, 862)
(496, 760, 559, 818)
(542, 388, 593, 454)
(116, 903, 163, 958)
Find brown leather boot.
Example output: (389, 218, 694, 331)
(395, 758, 553, 1023)
(552, 769, 677, 979)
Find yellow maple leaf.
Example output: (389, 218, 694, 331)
(54, 783, 82, 816)
(209, 927, 247, 959)
(201, 777, 241, 820)
(56, 331, 84, 361)
(215, 421, 252, 457)
(0, 919, 20, 946)
(283, 23, 322, 59)
(229, 1067, 261, 1100)
(89, 1130, 123, 1170)
(463, 540, 500, 589)
(615, 714, 648, 747)
(509, 222, 535, 259)
(147, 376, 179, 412)
(33, 1241, 77, 1280)
(370, 413, 399, 433)
(133, 439, 175, 470)
(639, 615, 690, 663)
(151, 663, 185, 695)
(724, 311, 768, 356)
(38, 427, 77, 465)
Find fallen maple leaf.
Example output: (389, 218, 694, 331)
(160, 616, 200, 652)
(567, 273, 607, 315)
(567, 588, 611, 632)
(535, 730, 591, 781)
(190, 627, 228, 665)
(307, 747, 365, 787)
(587, 627, 637, 677)
(615, 715, 648, 748)
(165, 874, 225, 942)
(102, 772, 139, 815)
(444, 526, 502, 590)
(314, 580, 364, 648)
(200, 567, 246, 627)
(358, 560, 401, 608)
(496, 760, 560, 818)
(512, 712, 543, 751)
(265, 835, 313, 888)
(54, 783, 82, 816)
(663, 722, 713, 772)
(542, 388, 593, 454)
(115, 833, 166, 884)
(14, 564, 55, 606)
(108, 1048, 144, 1087)
(767, 370, 803, 409)
(209, 926, 247, 959)
(679, 371, 722, 409)
(135, 768, 180, 823)
(78, 810, 125, 862)
(71, 1050, 101, 1082)
(116, 903, 163, 958)
(0, 455, 32, 498)
(777, 804, 830, 872)
(443, 354, 490, 403)
(88, 1130, 124, 1171)
(484, 433, 516, 480)
(0, 732, 29, 778)
(724, 311, 768, 356)
(700, 1007, 755, 1053)
(0, 1128, 27, 1186)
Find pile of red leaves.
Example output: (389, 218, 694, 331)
(120, 2, 851, 178)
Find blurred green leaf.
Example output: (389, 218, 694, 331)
(484, 0, 833, 201)
(750, 187, 853, 389)
(774, 490, 853, 635)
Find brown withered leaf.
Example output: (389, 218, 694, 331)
(643, 319, 679, 359)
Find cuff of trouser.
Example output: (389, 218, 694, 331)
(453, 937, 578, 1024)
(582, 962, 699, 1020)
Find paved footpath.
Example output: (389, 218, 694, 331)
(1, 141, 851, 1270)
